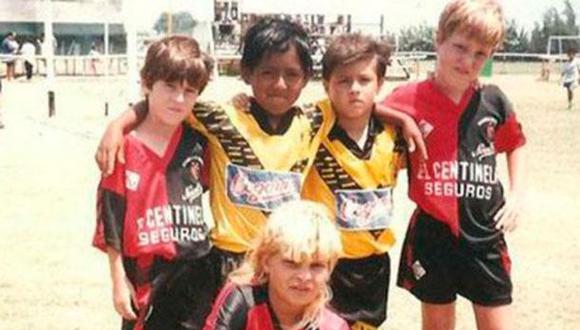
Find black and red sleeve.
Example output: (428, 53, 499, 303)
(485, 85, 526, 153)
(203, 282, 251, 330)
(92, 162, 126, 253)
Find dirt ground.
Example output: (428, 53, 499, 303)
(0, 73, 579, 329)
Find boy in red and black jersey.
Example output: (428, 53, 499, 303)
(380, 1, 526, 328)
(92, 36, 216, 330)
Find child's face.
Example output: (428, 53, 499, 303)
(243, 45, 307, 118)
(324, 56, 382, 122)
(264, 252, 330, 311)
(436, 31, 494, 89)
(144, 80, 199, 127)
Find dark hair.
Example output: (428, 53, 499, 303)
(322, 33, 391, 81)
(241, 17, 312, 77)
(140, 35, 212, 93)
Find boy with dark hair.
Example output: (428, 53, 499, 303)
(381, 1, 526, 328)
(302, 33, 404, 330)
(92, 35, 216, 330)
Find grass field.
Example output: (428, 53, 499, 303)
(0, 72, 579, 329)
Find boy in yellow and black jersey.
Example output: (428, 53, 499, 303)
(302, 34, 405, 330)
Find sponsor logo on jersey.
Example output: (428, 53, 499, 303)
(335, 188, 393, 231)
(125, 170, 140, 191)
(416, 161, 498, 200)
(182, 184, 203, 203)
(135, 204, 207, 247)
(226, 164, 301, 211)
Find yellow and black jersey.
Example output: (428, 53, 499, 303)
(302, 99, 406, 259)
(186, 99, 334, 253)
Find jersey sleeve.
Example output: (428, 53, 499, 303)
(304, 100, 336, 140)
(484, 85, 526, 153)
(92, 161, 126, 253)
(203, 282, 250, 330)
(186, 101, 227, 137)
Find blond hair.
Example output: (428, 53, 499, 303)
(437, 0, 505, 49)
(229, 200, 342, 329)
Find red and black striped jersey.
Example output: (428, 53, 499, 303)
(203, 282, 349, 330)
(383, 80, 526, 248)
(92, 124, 211, 327)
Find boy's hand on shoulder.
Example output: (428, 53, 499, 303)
(95, 121, 125, 176)
(112, 277, 138, 320)
(401, 117, 428, 161)
(494, 194, 521, 233)
(231, 93, 251, 113)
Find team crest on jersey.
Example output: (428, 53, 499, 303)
(335, 188, 393, 231)
(478, 116, 498, 141)
(473, 117, 497, 160)
(125, 170, 140, 191)
(226, 164, 301, 211)
(181, 143, 204, 181)
(418, 119, 434, 138)
(182, 155, 204, 181)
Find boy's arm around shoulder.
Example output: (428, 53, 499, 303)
(374, 102, 428, 161)
(95, 101, 147, 176)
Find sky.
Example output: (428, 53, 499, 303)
(138, 0, 580, 34)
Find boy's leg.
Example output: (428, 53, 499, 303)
(456, 238, 513, 330)
(472, 304, 512, 330)
(422, 302, 456, 330)
(25, 61, 33, 80)
(397, 210, 459, 329)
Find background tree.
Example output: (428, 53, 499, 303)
(397, 23, 435, 52)
(504, 19, 530, 53)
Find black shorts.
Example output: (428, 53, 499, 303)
(208, 246, 246, 290)
(329, 253, 391, 327)
(145, 256, 219, 330)
(563, 81, 575, 89)
(397, 210, 512, 306)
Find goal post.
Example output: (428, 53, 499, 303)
(547, 35, 580, 57)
